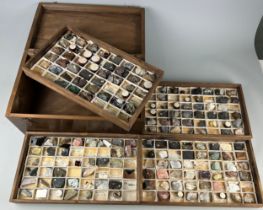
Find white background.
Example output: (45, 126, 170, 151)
(1, 0, 263, 209)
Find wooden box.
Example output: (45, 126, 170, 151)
(10, 132, 263, 207)
(22, 27, 163, 131)
(6, 2, 146, 133)
(143, 81, 252, 140)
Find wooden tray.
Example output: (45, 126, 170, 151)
(10, 132, 263, 207)
(5, 2, 145, 133)
(22, 26, 163, 131)
(143, 81, 252, 140)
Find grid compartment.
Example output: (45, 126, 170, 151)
(23, 27, 163, 131)
(18, 136, 138, 202)
(13, 134, 262, 206)
(144, 85, 246, 136)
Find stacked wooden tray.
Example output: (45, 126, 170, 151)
(143, 82, 252, 140)
(5, 2, 146, 133)
(6, 2, 263, 208)
(10, 132, 263, 207)
(23, 27, 163, 131)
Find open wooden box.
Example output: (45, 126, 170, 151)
(143, 81, 252, 140)
(22, 26, 163, 131)
(6, 2, 262, 207)
(10, 132, 263, 207)
(6, 2, 146, 133)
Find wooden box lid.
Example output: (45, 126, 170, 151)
(28, 3, 145, 58)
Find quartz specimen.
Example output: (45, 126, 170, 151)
(35, 189, 48, 199)
(158, 150, 168, 158)
(95, 180, 108, 190)
(184, 171, 196, 179)
(186, 192, 198, 201)
(185, 182, 197, 190)
(170, 160, 182, 169)
(228, 182, 240, 192)
(225, 162, 237, 171)
(50, 189, 63, 200)
(67, 178, 79, 188)
(183, 160, 194, 169)
(171, 181, 183, 191)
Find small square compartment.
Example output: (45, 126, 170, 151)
(37, 178, 51, 188)
(35, 189, 48, 200)
(67, 167, 81, 177)
(26, 157, 40, 166)
(123, 191, 137, 201)
(49, 189, 64, 200)
(79, 190, 93, 200)
(94, 190, 108, 201)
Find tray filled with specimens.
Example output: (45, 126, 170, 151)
(22, 26, 163, 131)
(6, 2, 147, 134)
(141, 138, 262, 206)
(10, 132, 262, 207)
(144, 82, 252, 139)
(12, 133, 139, 204)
